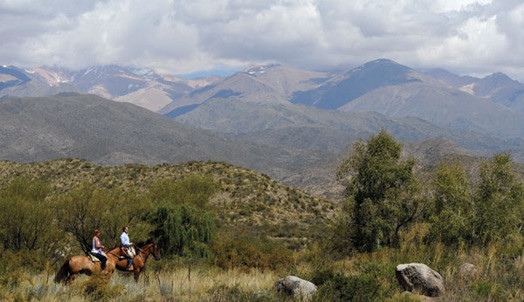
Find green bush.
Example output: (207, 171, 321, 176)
(312, 271, 381, 302)
(310, 262, 396, 302)
(0, 177, 64, 257)
(212, 232, 294, 271)
(83, 272, 125, 301)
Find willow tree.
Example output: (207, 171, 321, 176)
(148, 174, 217, 258)
(150, 203, 214, 258)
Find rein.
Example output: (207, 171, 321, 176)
(107, 251, 120, 258)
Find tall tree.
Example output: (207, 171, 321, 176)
(149, 174, 217, 258)
(335, 130, 420, 253)
(474, 154, 524, 245)
(427, 162, 473, 245)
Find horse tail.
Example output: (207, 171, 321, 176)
(54, 258, 71, 283)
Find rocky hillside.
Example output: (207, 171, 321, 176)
(0, 158, 335, 243)
(0, 93, 340, 197)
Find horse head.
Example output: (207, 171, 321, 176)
(149, 242, 161, 260)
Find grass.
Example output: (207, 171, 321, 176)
(2, 242, 522, 301)
(1, 267, 281, 301)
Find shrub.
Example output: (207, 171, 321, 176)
(212, 232, 294, 271)
(83, 272, 125, 301)
(149, 174, 217, 209)
(310, 262, 396, 302)
(0, 177, 64, 257)
(312, 271, 381, 302)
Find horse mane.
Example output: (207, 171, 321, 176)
(135, 239, 155, 247)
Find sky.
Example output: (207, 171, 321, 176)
(1, 0, 524, 80)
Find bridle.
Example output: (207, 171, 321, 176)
(135, 243, 161, 261)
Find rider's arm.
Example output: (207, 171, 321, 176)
(94, 237, 104, 249)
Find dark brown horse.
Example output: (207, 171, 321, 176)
(115, 242, 161, 281)
(54, 246, 125, 284)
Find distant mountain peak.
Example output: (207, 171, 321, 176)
(364, 58, 400, 66)
(483, 72, 512, 82)
(346, 58, 410, 76)
(243, 64, 281, 76)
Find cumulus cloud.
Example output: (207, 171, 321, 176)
(1, 0, 523, 80)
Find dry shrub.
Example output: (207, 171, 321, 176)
(212, 232, 293, 272)
(82, 272, 125, 301)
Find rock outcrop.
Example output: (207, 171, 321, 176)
(275, 276, 317, 300)
(396, 263, 445, 297)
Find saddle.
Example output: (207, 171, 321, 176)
(121, 246, 136, 258)
(89, 251, 107, 263)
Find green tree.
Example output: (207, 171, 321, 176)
(150, 203, 214, 258)
(335, 130, 421, 253)
(473, 154, 524, 245)
(149, 174, 217, 258)
(55, 183, 153, 254)
(427, 162, 474, 245)
(0, 177, 64, 257)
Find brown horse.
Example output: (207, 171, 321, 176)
(115, 242, 161, 281)
(54, 246, 125, 284)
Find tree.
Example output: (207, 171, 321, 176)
(0, 177, 64, 257)
(335, 130, 421, 253)
(148, 174, 217, 258)
(427, 162, 473, 245)
(55, 183, 153, 254)
(150, 203, 214, 258)
(473, 154, 524, 245)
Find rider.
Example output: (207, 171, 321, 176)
(91, 229, 107, 271)
(120, 226, 134, 271)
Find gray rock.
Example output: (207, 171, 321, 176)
(458, 263, 478, 277)
(396, 263, 445, 297)
(275, 276, 317, 300)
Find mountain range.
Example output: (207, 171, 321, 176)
(0, 64, 219, 112)
(0, 93, 500, 199)
(1, 59, 523, 198)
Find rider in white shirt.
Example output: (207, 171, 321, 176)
(120, 226, 134, 270)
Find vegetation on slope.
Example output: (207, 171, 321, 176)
(1, 132, 523, 301)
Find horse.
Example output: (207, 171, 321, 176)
(54, 246, 125, 284)
(114, 242, 161, 281)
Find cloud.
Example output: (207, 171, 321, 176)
(1, 0, 524, 80)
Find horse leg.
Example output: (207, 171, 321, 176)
(134, 269, 140, 282)
(68, 273, 77, 285)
